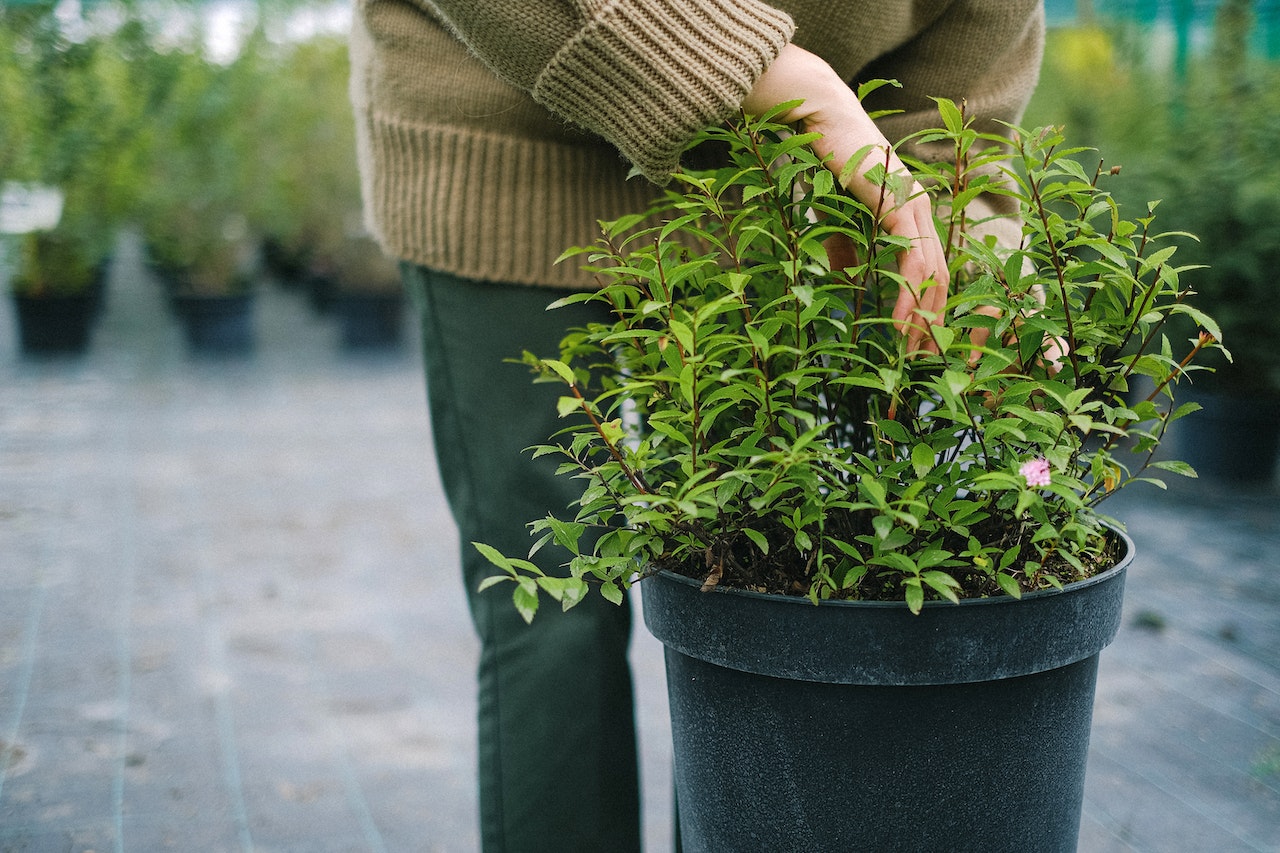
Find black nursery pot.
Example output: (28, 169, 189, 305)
(334, 291, 404, 350)
(12, 293, 97, 355)
(173, 293, 255, 356)
(642, 530, 1133, 853)
(1176, 389, 1280, 485)
(11, 263, 109, 356)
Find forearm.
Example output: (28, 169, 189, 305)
(422, 0, 794, 182)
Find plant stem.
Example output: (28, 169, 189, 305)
(1027, 156, 1083, 381)
(564, 380, 652, 495)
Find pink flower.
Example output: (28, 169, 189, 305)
(1020, 458, 1052, 488)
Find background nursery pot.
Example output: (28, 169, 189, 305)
(1174, 387, 1280, 484)
(1, 6, 147, 358)
(172, 290, 255, 356)
(644, 529, 1132, 853)
(12, 285, 99, 355)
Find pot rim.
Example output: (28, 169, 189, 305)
(641, 524, 1134, 685)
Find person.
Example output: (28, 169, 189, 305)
(347, 2, 1045, 850)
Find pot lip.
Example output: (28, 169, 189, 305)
(648, 524, 1134, 611)
(642, 523, 1134, 684)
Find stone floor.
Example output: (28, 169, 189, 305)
(1, 236, 1278, 851)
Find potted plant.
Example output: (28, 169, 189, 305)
(309, 226, 405, 351)
(1, 5, 146, 355)
(136, 28, 265, 356)
(249, 33, 404, 347)
(250, 34, 356, 291)
(476, 102, 1214, 850)
(7, 229, 110, 354)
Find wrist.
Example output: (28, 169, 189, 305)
(743, 45, 848, 123)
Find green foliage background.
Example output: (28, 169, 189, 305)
(1026, 2, 1280, 394)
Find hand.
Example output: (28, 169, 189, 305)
(744, 45, 949, 354)
(968, 304, 1068, 375)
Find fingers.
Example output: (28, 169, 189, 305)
(1041, 335, 1068, 375)
(893, 277, 946, 355)
(744, 47, 952, 355)
(965, 304, 1069, 375)
(885, 191, 949, 356)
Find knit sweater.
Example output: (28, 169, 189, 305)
(349, 0, 1044, 288)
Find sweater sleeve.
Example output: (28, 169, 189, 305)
(423, 0, 794, 182)
(533, 0, 794, 182)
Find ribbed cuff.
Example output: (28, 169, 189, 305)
(533, 0, 794, 184)
(359, 115, 660, 289)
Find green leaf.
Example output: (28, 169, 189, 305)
(513, 579, 540, 624)
(542, 359, 576, 385)
(1150, 460, 1198, 478)
(600, 580, 625, 606)
(995, 572, 1022, 599)
(477, 575, 511, 592)
(905, 579, 924, 614)
(929, 325, 955, 355)
(546, 517, 586, 553)
(943, 369, 970, 398)
(911, 442, 935, 479)
(934, 97, 965, 134)
(559, 578, 589, 610)
(473, 541, 516, 573)
(856, 78, 902, 101)
(556, 396, 582, 418)
(668, 318, 696, 355)
(743, 528, 770, 555)
(922, 570, 962, 604)
(876, 418, 912, 443)
(536, 575, 568, 601)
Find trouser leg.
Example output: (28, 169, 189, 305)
(404, 265, 641, 853)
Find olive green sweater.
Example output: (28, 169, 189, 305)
(349, 0, 1044, 288)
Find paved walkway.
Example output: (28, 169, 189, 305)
(1, 235, 1278, 852)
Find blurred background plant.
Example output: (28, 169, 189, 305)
(1031, 0, 1280, 400)
(135, 20, 263, 298)
(2, 0, 1274, 364)
(0, 0, 395, 354)
(0, 2, 148, 298)
(1028, 0, 1280, 484)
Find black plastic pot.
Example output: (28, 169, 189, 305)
(173, 293, 255, 356)
(642, 531, 1132, 853)
(1176, 389, 1280, 485)
(333, 291, 403, 350)
(12, 293, 97, 356)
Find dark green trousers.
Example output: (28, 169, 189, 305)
(403, 265, 641, 853)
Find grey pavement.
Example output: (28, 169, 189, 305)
(1, 234, 1277, 852)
